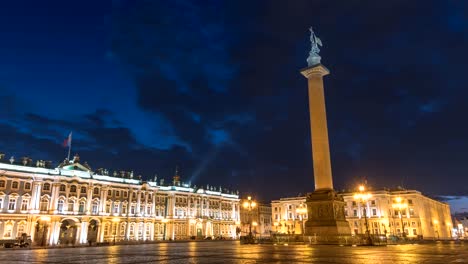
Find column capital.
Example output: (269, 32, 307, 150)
(300, 64, 330, 78)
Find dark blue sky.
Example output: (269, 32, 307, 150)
(1, 1, 467, 209)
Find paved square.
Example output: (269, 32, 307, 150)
(0, 241, 466, 264)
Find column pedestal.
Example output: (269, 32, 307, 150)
(304, 190, 350, 241)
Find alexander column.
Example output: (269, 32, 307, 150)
(300, 27, 350, 241)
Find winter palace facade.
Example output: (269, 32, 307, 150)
(0, 154, 240, 246)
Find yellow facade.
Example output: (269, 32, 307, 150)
(272, 189, 453, 240)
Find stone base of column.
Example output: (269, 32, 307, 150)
(304, 189, 351, 243)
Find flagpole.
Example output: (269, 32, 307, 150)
(67, 132, 72, 161)
(67, 142, 71, 161)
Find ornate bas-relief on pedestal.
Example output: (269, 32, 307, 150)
(300, 28, 351, 241)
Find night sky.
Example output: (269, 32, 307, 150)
(1, 1, 467, 211)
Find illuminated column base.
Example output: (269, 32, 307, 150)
(304, 190, 351, 241)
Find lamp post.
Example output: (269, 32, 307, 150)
(296, 203, 307, 241)
(242, 196, 256, 242)
(353, 185, 372, 245)
(273, 222, 279, 233)
(392, 197, 408, 239)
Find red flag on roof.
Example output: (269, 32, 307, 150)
(62, 132, 72, 147)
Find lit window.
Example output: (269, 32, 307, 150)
(68, 201, 74, 212)
(8, 198, 16, 210)
(40, 198, 48, 211)
(43, 183, 50, 191)
(92, 201, 99, 214)
(17, 224, 25, 237)
(57, 200, 64, 213)
(4, 224, 13, 238)
(21, 199, 28, 211)
(79, 201, 85, 213)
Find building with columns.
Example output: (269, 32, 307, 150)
(239, 199, 272, 238)
(0, 154, 240, 246)
(272, 189, 453, 240)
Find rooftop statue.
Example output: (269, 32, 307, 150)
(307, 27, 323, 66)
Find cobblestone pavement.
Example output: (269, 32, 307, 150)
(0, 241, 466, 264)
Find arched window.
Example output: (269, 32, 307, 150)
(80, 186, 86, 193)
(60, 184, 66, 192)
(42, 183, 50, 191)
(0, 180, 5, 188)
(57, 199, 64, 213)
(93, 187, 99, 195)
(3, 223, 13, 238)
(12, 181, 19, 189)
(24, 182, 31, 190)
(16, 223, 26, 237)
(105, 201, 111, 213)
(70, 185, 77, 193)
(40, 198, 49, 211)
(68, 200, 75, 212)
(92, 200, 99, 214)
(79, 201, 85, 213)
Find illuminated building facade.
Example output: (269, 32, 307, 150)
(271, 196, 308, 235)
(0, 154, 240, 246)
(239, 199, 272, 238)
(272, 189, 453, 240)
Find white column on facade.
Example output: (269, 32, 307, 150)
(99, 222, 105, 242)
(86, 184, 93, 214)
(75, 225, 81, 245)
(144, 193, 148, 216)
(136, 191, 141, 215)
(99, 188, 107, 214)
(150, 222, 154, 240)
(50, 183, 60, 212)
(30, 181, 42, 211)
(126, 222, 132, 240)
(80, 221, 88, 243)
(49, 221, 60, 245)
(152, 192, 156, 216)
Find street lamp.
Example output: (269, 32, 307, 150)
(353, 185, 372, 245)
(296, 203, 307, 241)
(243, 196, 256, 241)
(392, 197, 408, 239)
